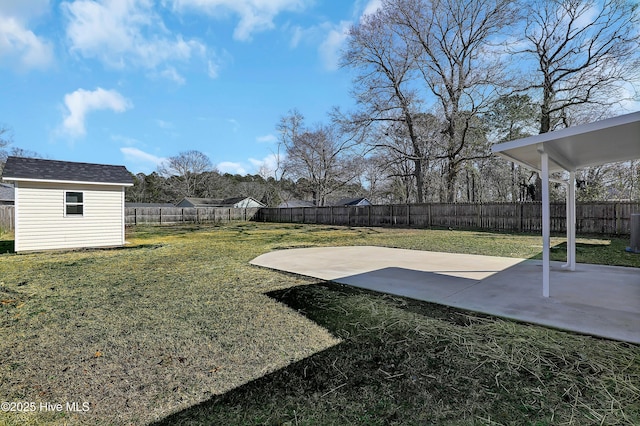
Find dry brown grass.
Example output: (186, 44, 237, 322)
(0, 222, 638, 425)
(159, 282, 640, 425)
(0, 224, 339, 425)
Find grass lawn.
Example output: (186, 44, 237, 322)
(0, 223, 638, 425)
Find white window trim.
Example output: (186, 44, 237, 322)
(64, 191, 84, 217)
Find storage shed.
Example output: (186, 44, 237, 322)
(1, 157, 133, 252)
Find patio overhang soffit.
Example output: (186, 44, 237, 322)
(491, 111, 640, 175)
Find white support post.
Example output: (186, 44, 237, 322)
(568, 171, 576, 271)
(563, 181, 570, 268)
(541, 151, 550, 298)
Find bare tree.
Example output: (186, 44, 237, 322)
(518, 0, 640, 133)
(342, 7, 429, 202)
(0, 125, 14, 171)
(487, 94, 538, 201)
(157, 150, 212, 200)
(278, 111, 361, 206)
(391, 0, 517, 202)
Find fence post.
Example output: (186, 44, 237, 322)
(407, 204, 410, 225)
(134, 208, 137, 226)
(518, 203, 522, 232)
(476, 203, 481, 228)
(428, 204, 432, 228)
(160, 208, 162, 225)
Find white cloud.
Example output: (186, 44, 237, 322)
(160, 66, 186, 85)
(256, 134, 277, 143)
(217, 161, 247, 175)
(361, 0, 382, 18)
(61, 0, 207, 78)
(112, 134, 140, 145)
(249, 153, 282, 177)
(0, 0, 54, 70)
(289, 25, 304, 48)
(155, 119, 174, 129)
(0, 0, 49, 20)
(61, 87, 132, 137)
(319, 20, 350, 71)
(169, 0, 309, 41)
(286, 20, 350, 71)
(121, 147, 167, 166)
(207, 59, 220, 79)
(216, 153, 284, 176)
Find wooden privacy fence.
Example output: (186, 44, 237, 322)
(125, 207, 260, 226)
(0, 206, 14, 231)
(255, 202, 640, 235)
(2, 204, 638, 234)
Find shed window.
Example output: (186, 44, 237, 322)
(65, 192, 84, 216)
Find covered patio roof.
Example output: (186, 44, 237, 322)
(493, 111, 640, 173)
(492, 111, 640, 298)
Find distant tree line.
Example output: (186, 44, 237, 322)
(2, 0, 640, 206)
(125, 150, 367, 206)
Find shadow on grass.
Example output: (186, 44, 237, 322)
(0, 238, 14, 254)
(152, 282, 570, 426)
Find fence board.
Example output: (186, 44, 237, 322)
(125, 207, 258, 226)
(0, 205, 14, 231)
(3, 203, 638, 234)
(256, 202, 640, 235)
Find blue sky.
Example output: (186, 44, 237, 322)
(0, 0, 382, 175)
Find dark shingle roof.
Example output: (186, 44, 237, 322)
(278, 199, 315, 208)
(178, 197, 224, 206)
(333, 197, 371, 206)
(177, 197, 265, 207)
(0, 183, 14, 202)
(126, 202, 175, 208)
(2, 157, 133, 185)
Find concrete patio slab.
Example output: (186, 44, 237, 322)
(251, 246, 640, 344)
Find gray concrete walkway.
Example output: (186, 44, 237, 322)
(251, 246, 640, 344)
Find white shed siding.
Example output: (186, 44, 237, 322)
(15, 182, 125, 252)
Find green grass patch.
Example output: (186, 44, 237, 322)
(0, 223, 638, 425)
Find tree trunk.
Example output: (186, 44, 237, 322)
(446, 162, 458, 203)
(414, 158, 424, 204)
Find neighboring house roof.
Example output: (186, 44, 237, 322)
(177, 197, 225, 207)
(333, 197, 372, 206)
(1, 156, 134, 186)
(278, 199, 315, 208)
(0, 183, 14, 203)
(177, 197, 266, 208)
(126, 202, 175, 207)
